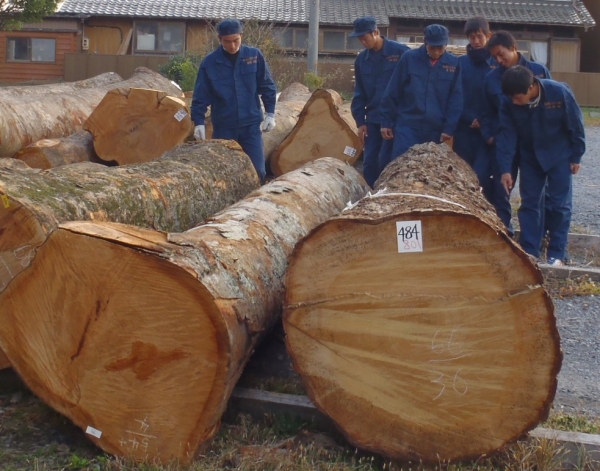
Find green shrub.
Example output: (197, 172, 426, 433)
(303, 71, 325, 91)
(158, 54, 202, 92)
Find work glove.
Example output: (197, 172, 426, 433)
(194, 125, 206, 141)
(261, 113, 276, 132)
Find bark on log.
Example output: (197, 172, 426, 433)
(0, 141, 258, 370)
(0, 72, 123, 98)
(0, 348, 9, 370)
(0, 158, 368, 463)
(84, 88, 194, 165)
(270, 89, 362, 176)
(13, 131, 101, 170)
(0, 67, 184, 158)
(283, 142, 561, 463)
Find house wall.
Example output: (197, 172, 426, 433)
(580, 0, 600, 72)
(0, 31, 77, 83)
(84, 18, 132, 54)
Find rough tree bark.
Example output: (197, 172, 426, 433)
(0, 72, 123, 98)
(0, 67, 184, 158)
(270, 89, 362, 176)
(13, 131, 101, 170)
(0, 158, 368, 463)
(0, 348, 9, 370)
(0, 141, 259, 370)
(84, 88, 194, 165)
(283, 143, 561, 463)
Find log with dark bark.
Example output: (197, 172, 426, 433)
(0, 158, 368, 463)
(84, 88, 194, 165)
(283, 142, 561, 463)
(0, 348, 9, 370)
(13, 131, 102, 170)
(0, 141, 259, 370)
(270, 89, 362, 176)
(0, 67, 184, 158)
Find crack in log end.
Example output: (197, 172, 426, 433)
(337, 168, 346, 176)
(70, 316, 92, 362)
(105, 341, 189, 381)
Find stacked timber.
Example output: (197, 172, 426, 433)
(84, 88, 194, 165)
(0, 67, 184, 158)
(283, 142, 561, 463)
(13, 131, 101, 170)
(0, 158, 369, 464)
(0, 141, 260, 369)
(270, 89, 363, 176)
(0, 72, 122, 98)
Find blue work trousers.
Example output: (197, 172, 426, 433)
(363, 122, 393, 188)
(490, 148, 519, 235)
(518, 157, 572, 259)
(388, 125, 442, 164)
(213, 123, 266, 183)
(453, 126, 493, 200)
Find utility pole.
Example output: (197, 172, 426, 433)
(307, 0, 319, 73)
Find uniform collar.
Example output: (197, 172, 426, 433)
(365, 36, 389, 59)
(216, 44, 246, 65)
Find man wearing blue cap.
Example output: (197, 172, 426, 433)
(191, 18, 277, 183)
(379, 24, 463, 164)
(350, 16, 409, 187)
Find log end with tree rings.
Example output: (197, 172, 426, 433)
(0, 224, 229, 462)
(283, 142, 561, 463)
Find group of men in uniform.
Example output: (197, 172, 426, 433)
(190, 16, 585, 268)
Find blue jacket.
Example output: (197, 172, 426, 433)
(496, 79, 585, 175)
(456, 46, 497, 128)
(380, 45, 463, 135)
(191, 45, 277, 128)
(351, 37, 410, 127)
(481, 53, 551, 142)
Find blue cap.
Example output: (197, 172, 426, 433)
(424, 24, 449, 46)
(349, 17, 377, 38)
(217, 19, 243, 36)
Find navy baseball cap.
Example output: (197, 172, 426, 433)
(217, 18, 243, 36)
(424, 24, 449, 46)
(349, 17, 377, 37)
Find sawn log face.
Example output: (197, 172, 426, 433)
(0, 158, 369, 463)
(283, 142, 562, 463)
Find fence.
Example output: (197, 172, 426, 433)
(553, 72, 600, 107)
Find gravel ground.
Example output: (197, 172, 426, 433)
(549, 125, 600, 419)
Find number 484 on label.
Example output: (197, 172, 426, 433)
(396, 221, 423, 253)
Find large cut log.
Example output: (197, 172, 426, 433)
(283, 143, 561, 463)
(13, 131, 101, 170)
(0, 141, 259, 369)
(0, 72, 123, 98)
(0, 67, 184, 158)
(0, 348, 9, 370)
(277, 82, 310, 102)
(0, 158, 368, 463)
(84, 88, 194, 165)
(270, 89, 363, 176)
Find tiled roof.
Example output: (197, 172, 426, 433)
(55, 0, 595, 28)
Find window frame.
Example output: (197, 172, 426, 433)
(133, 20, 185, 55)
(321, 28, 363, 53)
(6, 36, 57, 63)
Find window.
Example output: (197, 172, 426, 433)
(134, 22, 184, 53)
(274, 28, 308, 50)
(322, 30, 362, 52)
(6, 37, 56, 62)
(397, 35, 424, 45)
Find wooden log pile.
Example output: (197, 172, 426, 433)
(0, 158, 368, 464)
(283, 142, 561, 463)
(0, 67, 184, 158)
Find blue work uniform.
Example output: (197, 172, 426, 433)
(496, 79, 585, 260)
(351, 37, 409, 187)
(481, 53, 551, 230)
(454, 45, 497, 199)
(380, 45, 463, 165)
(191, 44, 277, 182)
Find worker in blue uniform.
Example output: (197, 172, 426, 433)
(350, 16, 409, 187)
(380, 24, 463, 165)
(481, 31, 551, 231)
(191, 18, 277, 183)
(454, 17, 497, 200)
(496, 66, 585, 266)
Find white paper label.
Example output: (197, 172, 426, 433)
(343, 146, 357, 157)
(396, 221, 423, 253)
(174, 109, 187, 122)
(86, 426, 103, 438)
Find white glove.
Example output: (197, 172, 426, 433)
(194, 125, 206, 141)
(261, 113, 276, 132)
